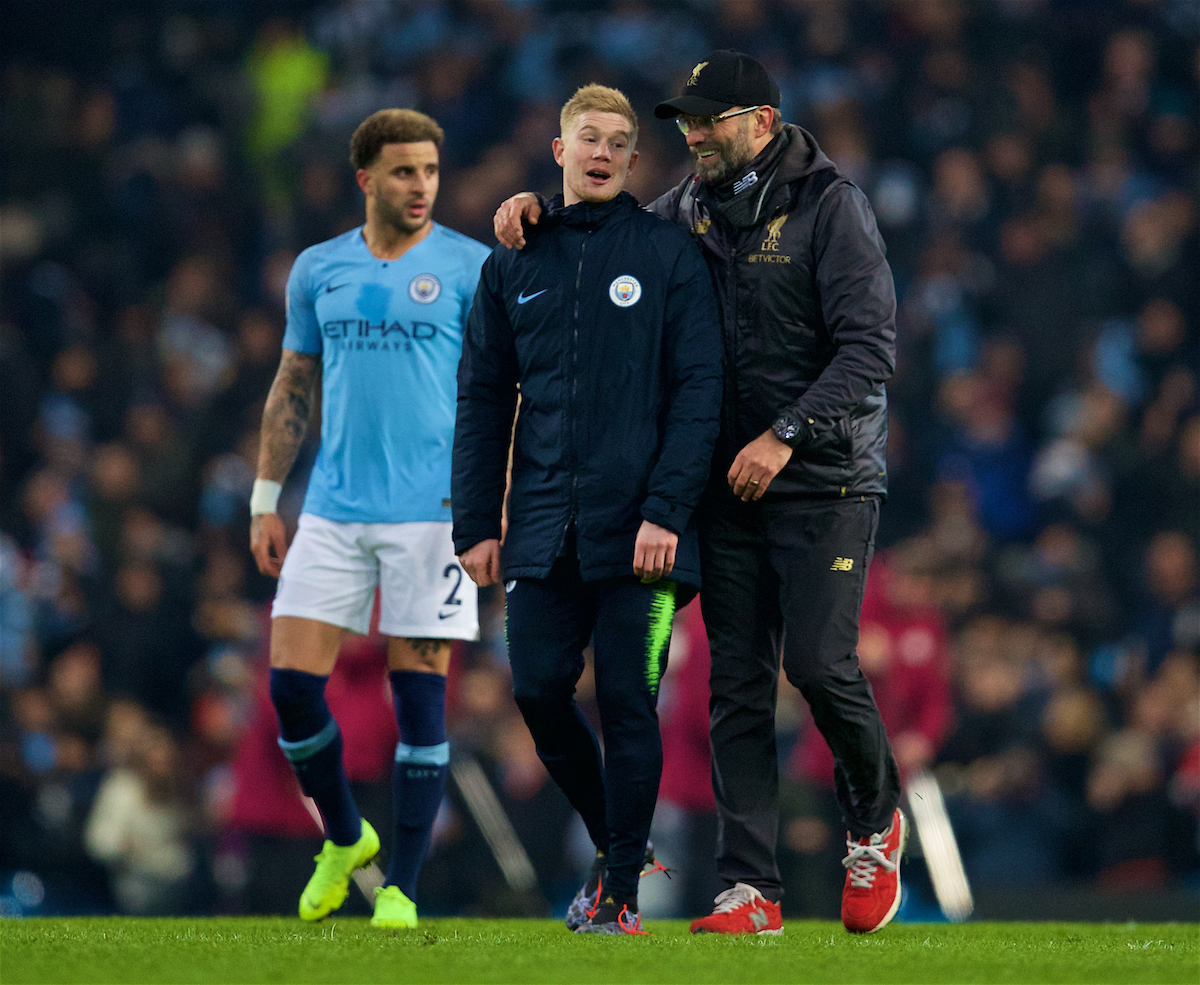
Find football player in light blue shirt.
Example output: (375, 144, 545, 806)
(249, 109, 489, 930)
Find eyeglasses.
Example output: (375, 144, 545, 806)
(676, 105, 763, 135)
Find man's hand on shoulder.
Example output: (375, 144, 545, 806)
(728, 430, 794, 501)
(494, 193, 541, 249)
(460, 539, 502, 587)
(250, 512, 289, 578)
(633, 520, 678, 583)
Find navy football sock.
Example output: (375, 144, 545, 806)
(385, 671, 449, 899)
(270, 667, 362, 846)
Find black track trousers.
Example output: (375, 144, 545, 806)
(505, 554, 679, 902)
(698, 494, 900, 902)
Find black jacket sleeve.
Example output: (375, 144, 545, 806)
(646, 180, 691, 227)
(779, 181, 896, 436)
(640, 239, 723, 535)
(452, 251, 519, 554)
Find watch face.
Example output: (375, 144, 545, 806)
(776, 419, 799, 441)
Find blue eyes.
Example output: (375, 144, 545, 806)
(581, 138, 625, 150)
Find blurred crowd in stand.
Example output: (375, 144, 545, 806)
(1, 0, 1196, 918)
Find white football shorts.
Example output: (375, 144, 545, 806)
(272, 513, 478, 640)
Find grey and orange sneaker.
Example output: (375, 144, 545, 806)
(574, 895, 647, 936)
(565, 843, 664, 931)
(565, 851, 608, 932)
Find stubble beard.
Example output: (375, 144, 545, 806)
(691, 118, 755, 186)
(376, 196, 430, 236)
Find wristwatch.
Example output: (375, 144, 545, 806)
(772, 414, 809, 446)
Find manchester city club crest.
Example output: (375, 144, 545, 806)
(608, 275, 642, 308)
(409, 274, 441, 303)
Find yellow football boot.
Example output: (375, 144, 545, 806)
(298, 819, 380, 921)
(370, 885, 418, 929)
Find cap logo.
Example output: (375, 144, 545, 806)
(688, 60, 708, 87)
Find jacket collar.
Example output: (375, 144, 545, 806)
(708, 130, 790, 206)
(543, 191, 640, 229)
(698, 124, 836, 229)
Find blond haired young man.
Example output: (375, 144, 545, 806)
(453, 86, 723, 934)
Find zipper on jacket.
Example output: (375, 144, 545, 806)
(727, 206, 786, 459)
(725, 239, 740, 454)
(558, 230, 589, 557)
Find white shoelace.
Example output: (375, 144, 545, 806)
(710, 882, 763, 913)
(842, 835, 897, 889)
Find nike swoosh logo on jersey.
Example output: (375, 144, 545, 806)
(325, 283, 350, 293)
(437, 610, 460, 620)
(517, 289, 548, 304)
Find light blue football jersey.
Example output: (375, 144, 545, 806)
(283, 223, 490, 523)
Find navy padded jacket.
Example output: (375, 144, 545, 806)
(452, 191, 722, 587)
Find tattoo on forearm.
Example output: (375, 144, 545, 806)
(405, 638, 449, 659)
(258, 350, 319, 481)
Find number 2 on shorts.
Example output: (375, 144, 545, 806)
(442, 563, 464, 607)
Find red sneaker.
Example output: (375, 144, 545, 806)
(689, 883, 783, 935)
(841, 809, 907, 933)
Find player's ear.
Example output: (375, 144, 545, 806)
(355, 168, 372, 196)
(552, 137, 565, 168)
(627, 150, 638, 174)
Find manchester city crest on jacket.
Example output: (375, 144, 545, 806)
(609, 275, 642, 307)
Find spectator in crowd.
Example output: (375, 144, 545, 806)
(85, 720, 197, 914)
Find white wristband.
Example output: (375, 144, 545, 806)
(250, 479, 282, 515)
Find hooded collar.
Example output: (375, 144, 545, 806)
(698, 124, 836, 229)
(709, 129, 789, 205)
(543, 191, 640, 229)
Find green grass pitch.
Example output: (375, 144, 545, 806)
(2, 918, 1196, 984)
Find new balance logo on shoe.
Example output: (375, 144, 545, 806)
(690, 883, 783, 935)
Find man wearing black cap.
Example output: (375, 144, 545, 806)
(494, 50, 902, 937)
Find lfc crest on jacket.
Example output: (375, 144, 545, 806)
(750, 213, 791, 263)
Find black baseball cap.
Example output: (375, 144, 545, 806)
(654, 50, 781, 119)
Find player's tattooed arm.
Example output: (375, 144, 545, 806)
(250, 349, 318, 578)
(257, 349, 319, 482)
